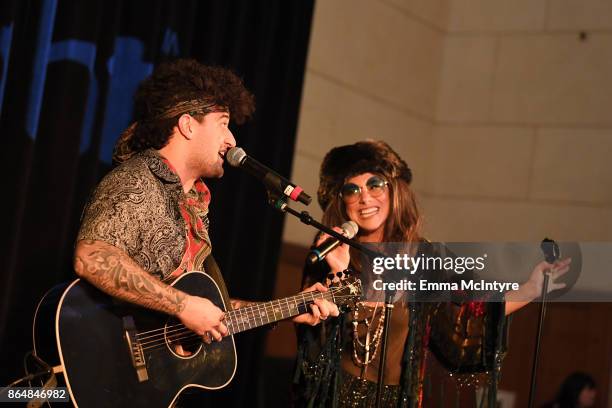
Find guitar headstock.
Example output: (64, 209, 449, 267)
(329, 276, 362, 310)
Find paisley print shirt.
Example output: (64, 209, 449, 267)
(77, 149, 212, 281)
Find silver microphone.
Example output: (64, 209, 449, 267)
(226, 147, 312, 205)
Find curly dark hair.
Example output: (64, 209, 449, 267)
(129, 59, 255, 153)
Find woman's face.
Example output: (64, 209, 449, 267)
(342, 172, 390, 241)
(578, 386, 596, 407)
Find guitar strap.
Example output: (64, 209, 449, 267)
(203, 254, 232, 310)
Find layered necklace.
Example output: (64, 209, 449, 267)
(351, 302, 386, 376)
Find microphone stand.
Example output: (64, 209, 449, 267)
(268, 193, 383, 259)
(269, 193, 395, 407)
(375, 284, 395, 407)
(527, 238, 560, 408)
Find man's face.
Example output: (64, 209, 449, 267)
(190, 111, 236, 178)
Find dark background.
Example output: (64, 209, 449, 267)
(0, 0, 314, 406)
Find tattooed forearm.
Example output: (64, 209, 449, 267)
(74, 240, 188, 315)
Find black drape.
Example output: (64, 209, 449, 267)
(0, 0, 314, 406)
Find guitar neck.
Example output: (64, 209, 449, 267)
(225, 290, 335, 335)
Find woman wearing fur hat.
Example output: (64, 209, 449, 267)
(292, 140, 571, 407)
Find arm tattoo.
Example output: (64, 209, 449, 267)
(74, 240, 187, 315)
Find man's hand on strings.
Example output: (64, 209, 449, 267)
(177, 296, 228, 344)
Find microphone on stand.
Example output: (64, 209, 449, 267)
(226, 147, 312, 205)
(307, 221, 358, 264)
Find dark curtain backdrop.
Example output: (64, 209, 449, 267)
(0, 0, 314, 405)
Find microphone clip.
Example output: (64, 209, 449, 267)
(266, 189, 289, 211)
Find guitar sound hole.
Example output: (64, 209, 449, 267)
(164, 318, 204, 359)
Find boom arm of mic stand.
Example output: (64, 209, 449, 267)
(272, 198, 384, 259)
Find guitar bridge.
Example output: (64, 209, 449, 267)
(123, 316, 149, 382)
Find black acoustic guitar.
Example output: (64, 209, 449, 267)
(33, 271, 361, 407)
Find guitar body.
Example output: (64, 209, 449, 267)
(33, 271, 237, 408)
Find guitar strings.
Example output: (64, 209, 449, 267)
(135, 296, 332, 343)
(135, 292, 329, 339)
(140, 296, 361, 354)
(136, 291, 355, 345)
(135, 286, 352, 340)
(137, 293, 358, 348)
(136, 293, 359, 353)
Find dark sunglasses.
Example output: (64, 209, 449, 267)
(340, 176, 389, 204)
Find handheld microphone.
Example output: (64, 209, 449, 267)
(540, 238, 560, 263)
(226, 147, 312, 205)
(307, 221, 358, 264)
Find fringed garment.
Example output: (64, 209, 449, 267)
(293, 241, 508, 408)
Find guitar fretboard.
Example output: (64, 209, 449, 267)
(225, 290, 335, 335)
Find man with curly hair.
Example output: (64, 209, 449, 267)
(74, 59, 336, 350)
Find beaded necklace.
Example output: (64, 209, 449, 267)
(351, 302, 386, 377)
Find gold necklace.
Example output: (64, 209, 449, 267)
(351, 302, 386, 374)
